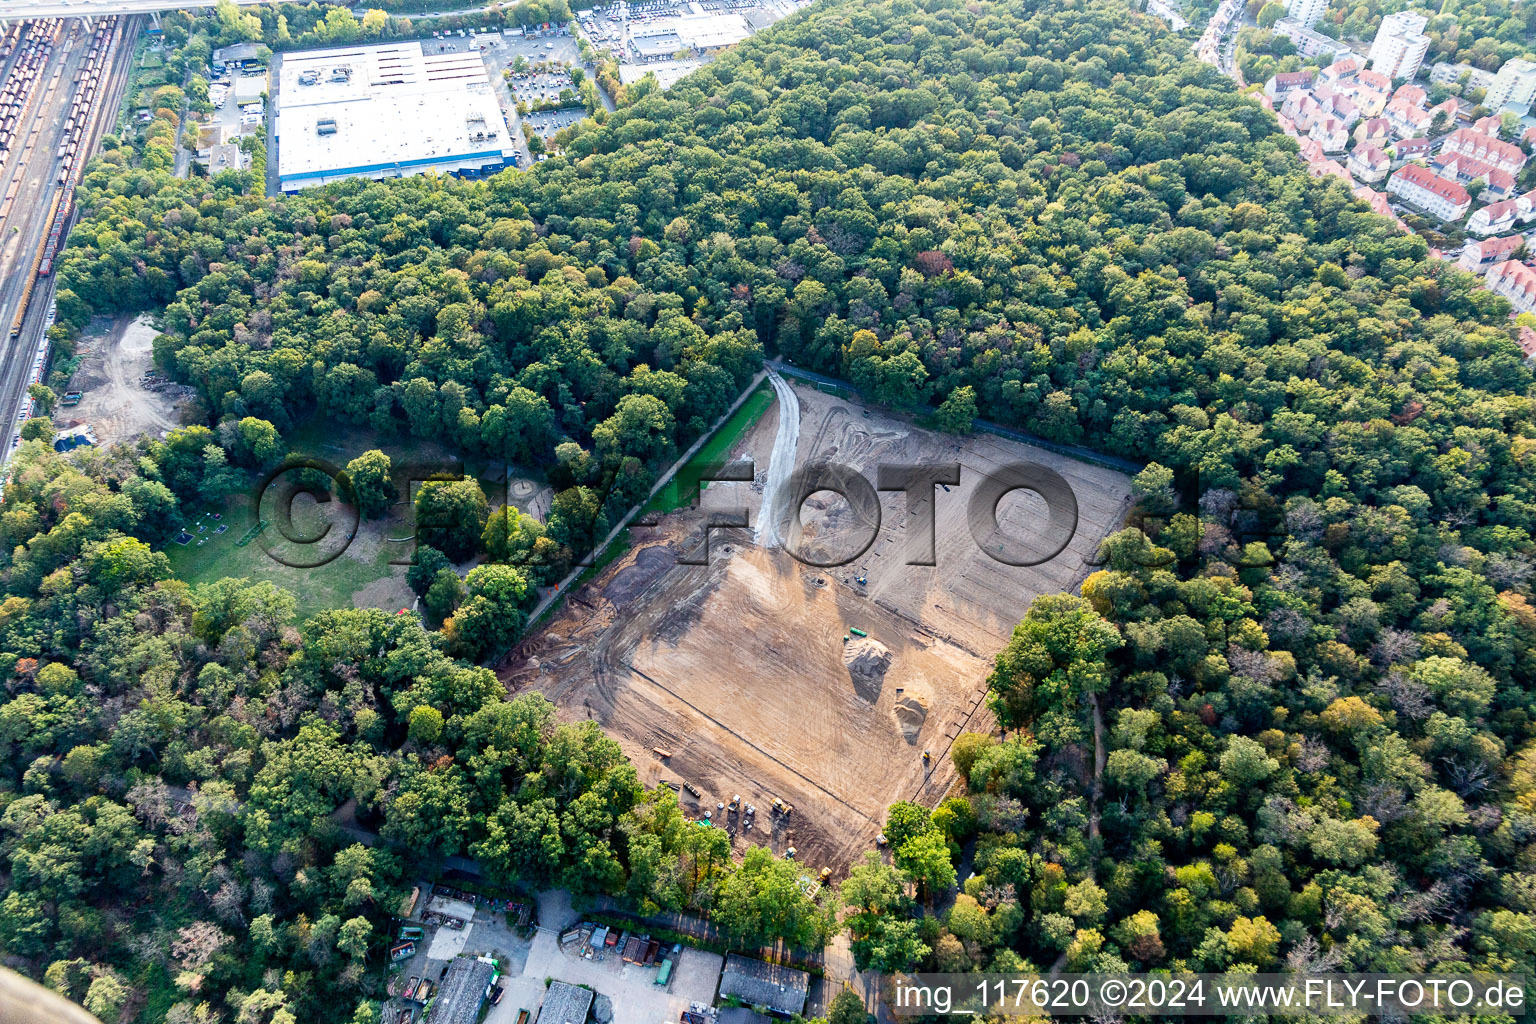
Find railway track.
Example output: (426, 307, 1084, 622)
(0, 14, 135, 482)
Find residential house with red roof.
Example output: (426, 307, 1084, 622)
(1427, 97, 1467, 126)
(1486, 260, 1536, 315)
(1384, 97, 1430, 138)
(1322, 92, 1361, 126)
(1309, 157, 1353, 183)
(1517, 326, 1536, 358)
(1310, 115, 1351, 152)
(1457, 234, 1525, 273)
(1386, 164, 1471, 220)
(1353, 185, 1409, 230)
(1348, 144, 1390, 183)
(1480, 170, 1518, 204)
(1467, 195, 1535, 236)
(1440, 128, 1528, 175)
(1357, 68, 1392, 93)
(1319, 57, 1361, 85)
(1264, 70, 1314, 101)
(1346, 86, 1389, 116)
(1353, 117, 1391, 147)
(1390, 136, 1434, 160)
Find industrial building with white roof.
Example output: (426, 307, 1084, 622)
(274, 41, 514, 193)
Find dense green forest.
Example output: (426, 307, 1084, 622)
(8, 0, 1536, 1018)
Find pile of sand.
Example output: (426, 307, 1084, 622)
(844, 637, 892, 701)
(893, 694, 929, 741)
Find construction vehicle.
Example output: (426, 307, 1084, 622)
(786, 846, 796, 858)
(728, 794, 741, 812)
(922, 749, 931, 764)
(819, 867, 832, 882)
(876, 833, 888, 847)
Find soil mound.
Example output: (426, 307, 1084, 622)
(893, 694, 928, 741)
(844, 637, 892, 701)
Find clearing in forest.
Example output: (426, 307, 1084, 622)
(502, 384, 1135, 871)
(164, 419, 524, 619)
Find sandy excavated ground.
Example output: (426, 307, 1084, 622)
(58, 315, 187, 443)
(502, 384, 1134, 871)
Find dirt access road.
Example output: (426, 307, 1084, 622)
(503, 383, 1134, 871)
(58, 315, 186, 443)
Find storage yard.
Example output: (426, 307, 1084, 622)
(504, 383, 1135, 869)
(54, 314, 187, 444)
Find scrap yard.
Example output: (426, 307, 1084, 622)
(504, 381, 1135, 869)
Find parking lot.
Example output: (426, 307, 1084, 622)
(508, 67, 579, 107)
(522, 106, 586, 145)
(497, 922, 724, 1024)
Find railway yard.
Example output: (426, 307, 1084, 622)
(0, 14, 135, 469)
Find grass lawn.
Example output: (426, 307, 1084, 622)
(163, 496, 411, 620)
(643, 381, 774, 516)
(163, 418, 513, 619)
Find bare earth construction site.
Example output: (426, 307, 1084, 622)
(503, 381, 1134, 870)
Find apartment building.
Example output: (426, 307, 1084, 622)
(1429, 61, 1496, 91)
(1486, 260, 1536, 315)
(1348, 144, 1390, 183)
(1440, 128, 1528, 175)
(1272, 17, 1355, 59)
(1468, 196, 1536, 236)
(1287, 0, 1329, 29)
(1386, 164, 1471, 220)
(1457, 234, 1524, 273)
(1265, 70, 1314, 101)
(1367, 11, 1431, 81)
(1485, 58, 1536, 116)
